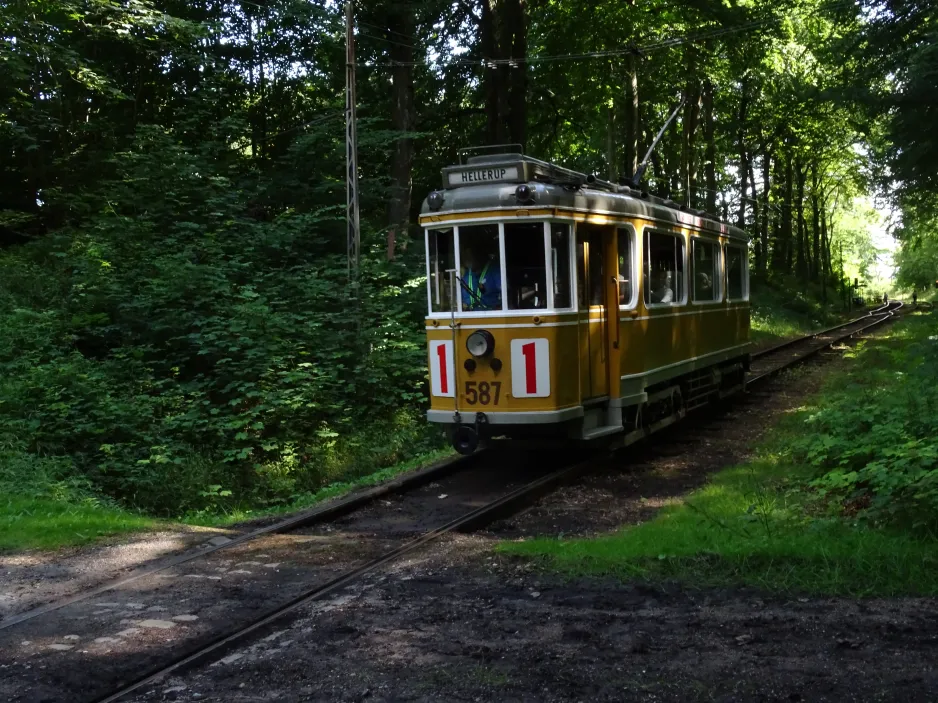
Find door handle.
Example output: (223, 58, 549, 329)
(611, 276, 620, 349)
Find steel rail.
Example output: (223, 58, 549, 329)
(0, 452, 478, 631)
(751, 301, 893, 361)
(95, 393, 699, 703)
(93, 455, 602, 703)
(747, 301, 902, 386)
(53, 303, 908, 703)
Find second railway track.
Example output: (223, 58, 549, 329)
(0, 303, 904, 703)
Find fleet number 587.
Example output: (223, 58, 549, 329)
(464, 381, 501, 406)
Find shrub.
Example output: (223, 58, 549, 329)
(0, 127, 438, 516)
(791, 316, 938, 533)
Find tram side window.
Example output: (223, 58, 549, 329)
(505, 223, 547, 310)
(644, 231, 685, 305)
(726, 244, 747, 300)
(550, 224, 572, 309)
(692, 239, 720, 302)
(617, 228, 634, 307)
(459, 224, 502, 311)
(427, 228, 455, 313)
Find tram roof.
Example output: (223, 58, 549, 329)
(420, 152, 750, 243)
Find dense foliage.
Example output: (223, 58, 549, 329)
(0, 126, 432, 514)
(1, 0, 935, 517)
(795, 316, 938, 532)
(502, 316, 938, 596)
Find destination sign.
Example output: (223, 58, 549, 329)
(448, 166, 520, 186)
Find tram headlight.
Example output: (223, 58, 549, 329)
(428, 191, 445, 210)
(515, 184, 535, 204)
(466, 330, 495, 358)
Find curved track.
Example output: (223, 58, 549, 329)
(748, 301, 902, 385)
(1, 303, 904, 703)
(0, 454, 477, 632)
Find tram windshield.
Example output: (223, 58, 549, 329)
(459, 224, 502, 311)
(505, 223, 547, 310)
(426, 222, 574, 315)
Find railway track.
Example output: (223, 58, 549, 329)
(748, 301, 903, 384)
(0, 303, 903, 703)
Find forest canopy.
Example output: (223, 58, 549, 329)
(1, 0, 935, 515)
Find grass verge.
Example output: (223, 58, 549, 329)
(501, 313, 938, 597)
(750, 278, 854, 346)
(0, 446, 457, 551)
(181, 446, 457, 527)
(0, 497, 159, 552)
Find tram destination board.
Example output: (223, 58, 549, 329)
(447, 165, 520, 186)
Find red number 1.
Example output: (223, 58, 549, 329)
(522, 342, 537, 394)
(436, 344, 448, 394)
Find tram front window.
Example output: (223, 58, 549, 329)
(505, 223, 547, 310)
(459, 224, 502, 311)
(427, 228, 455, 313)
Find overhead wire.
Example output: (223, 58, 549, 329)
(357, 20, 417, 43)
(356, 30, 418, 52)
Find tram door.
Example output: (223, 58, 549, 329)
(577, 226, 610, 399)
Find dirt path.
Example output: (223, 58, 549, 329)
(10, 337, 934, 702)
(0, 528, 229, 620)
(109, 347, 938, 702)
(124, 548, 936, 702)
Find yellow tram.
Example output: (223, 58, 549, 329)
(421, 151, 750, 453)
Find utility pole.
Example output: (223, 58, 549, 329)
(345, 0, 360, 284)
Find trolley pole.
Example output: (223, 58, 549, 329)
(345, 0, 361, 285)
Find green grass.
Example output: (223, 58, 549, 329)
(182, 446, 457, 527)
(500, 458, 938, 596)
(750, 278, 852, 345)
(0, 497, 159, 552)
(501, 315, 938, 597)
(0, 446, 456, 551)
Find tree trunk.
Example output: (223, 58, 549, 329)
(623, 53, 639, 180)
(795, 159, 807, 279)
(480, 1, 503, 144)
(759, 148, 771, 278)
(681, 59, 702, 207)
(703, 78, 716, 213)
(666, 117, 681, 199)
(386, 6, 415, 260)
(782, 145, 794, 273)
(811, 162, 821, 281)
(736, 82, 750, 228)
(820, 193, 831, 303)
(737, 147, 749, 229)
(481, 0, 526, 147)
(749, 158, 760, 272)
(505, 0, 527, 148)
(606, 105, 616, 181)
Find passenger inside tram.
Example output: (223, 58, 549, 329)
(650, 269, 674, 304)
(460, 243, 502, 311)
(695, 271, 714, 300)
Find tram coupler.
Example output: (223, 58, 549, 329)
(450, 411, 488, 455)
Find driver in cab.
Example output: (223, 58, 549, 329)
(461, 246, 502, 311)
